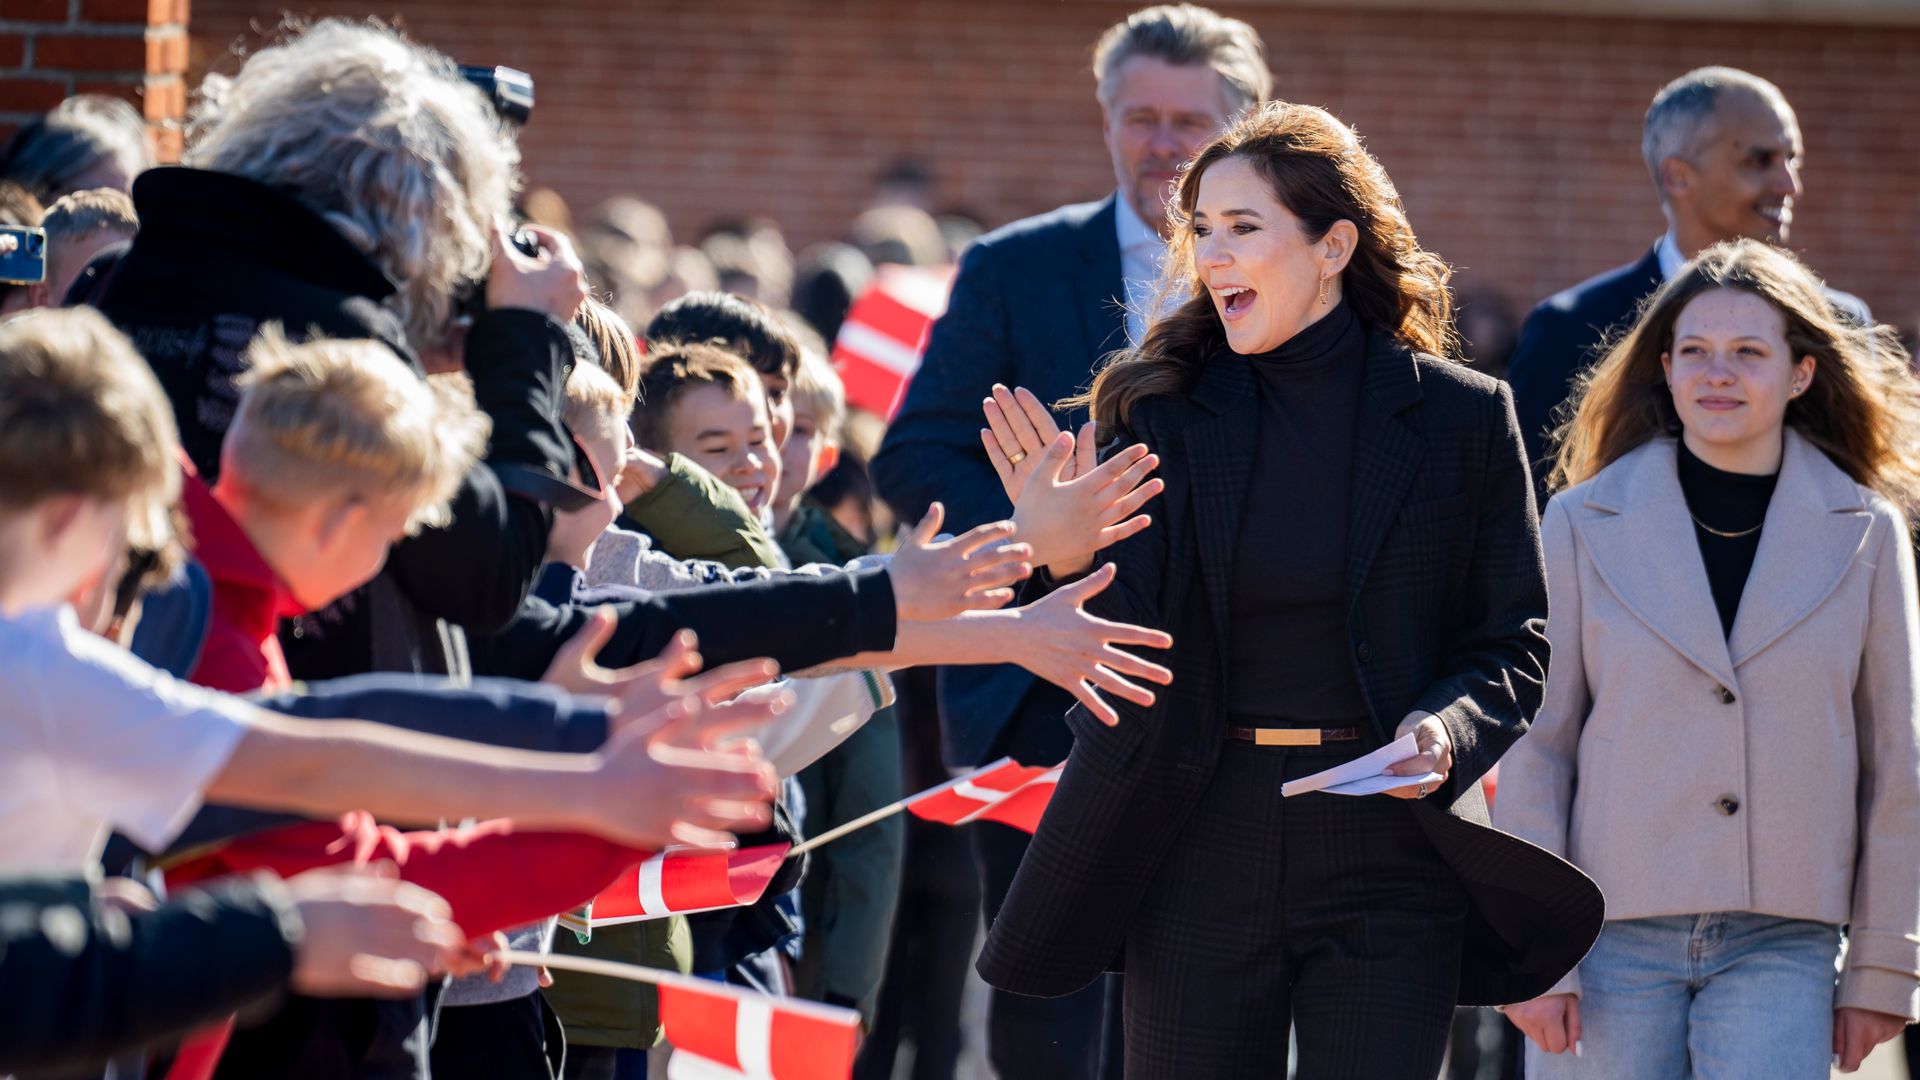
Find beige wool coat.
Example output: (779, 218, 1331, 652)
(1495, 432, 1920, 1019)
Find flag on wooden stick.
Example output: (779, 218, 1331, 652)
(563, 843, 790, 932)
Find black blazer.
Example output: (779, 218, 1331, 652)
(872, 195, 1126, 767)
(976, 333, 1604, 1006)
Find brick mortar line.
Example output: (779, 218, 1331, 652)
(0, 21, 147, 35)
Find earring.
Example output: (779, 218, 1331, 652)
(1317, 275, 1329, 306)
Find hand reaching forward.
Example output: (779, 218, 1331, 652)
(888, 502, 1033, 620)
(543, 617, 782, 739)
(1005, 563, 1174, 726)
(1008, 428, 1161, 575)
(283, 867, 466, 998)
(981, 384, 1069, 502)
(587, 697, 782, 850)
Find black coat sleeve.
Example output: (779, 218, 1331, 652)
(1411, 383, 1551, 802)
(384, 310, 574, 635)
(0, 873, 300, 1075)
(471, 568, 899, 682)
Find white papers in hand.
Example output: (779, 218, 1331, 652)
(1280, 732, 1443, 798)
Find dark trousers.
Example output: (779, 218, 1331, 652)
(429, 993, 564, 1080)
(973, 684, 1124, 1080)
(855, 817, 976, 1080)
(1124, 740, 1467, 1079)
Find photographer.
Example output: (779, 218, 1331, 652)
(91, 19, 586, 681)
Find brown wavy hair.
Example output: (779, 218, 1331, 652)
(1068, 101, 1459, 433)
(1551, 239, 1920, 509)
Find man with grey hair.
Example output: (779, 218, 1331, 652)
(1506, 66, 1865, 478)
(872, 6, 1269, 1078)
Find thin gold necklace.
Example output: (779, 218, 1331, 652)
(1690, 514, 1763, 539)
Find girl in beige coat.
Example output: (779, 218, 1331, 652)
(1496, 239, 1920, 1078)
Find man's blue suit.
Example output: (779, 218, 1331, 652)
(873, 195, 1125, 768)
(872, 194, 1126, 1080)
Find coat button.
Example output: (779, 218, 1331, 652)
(1716, 795, 1741, 816)
(1714, 685, 1736, 705)
(1355, 641, 1371, 663)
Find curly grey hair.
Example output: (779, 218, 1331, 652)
(186, 19, 519, 351)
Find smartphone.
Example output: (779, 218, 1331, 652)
(0, 226, 46, 285)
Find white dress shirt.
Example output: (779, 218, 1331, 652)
(1656, 230, 1686, 282)
(1115, 193, 1169, 347)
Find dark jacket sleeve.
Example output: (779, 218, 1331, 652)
(471, 569, 899, 682)
(871, 239, 1017, 532)
(384, 309, 574, 635)
(0, 873, 300, 1075)
(1503, 302, 1579, 477)
(137, 675, 613, 863)
(1411, 383, 1551, 802)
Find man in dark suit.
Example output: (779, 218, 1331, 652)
(870, 6, 1269, 1077)
(1507, 66, 1867, 480)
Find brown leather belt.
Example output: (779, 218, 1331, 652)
(1225, 725, 1364, 747)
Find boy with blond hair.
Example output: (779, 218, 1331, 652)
(0, 306, 778, 876)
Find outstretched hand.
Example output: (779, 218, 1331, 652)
(982, 384, 1070, 502)
(543, 617, 782, 740)
(1009, 427, 1161, 575)
(1007, 563, 1174, 726)
(591, 695, 785, 850)
(888, 502, 1033, 620)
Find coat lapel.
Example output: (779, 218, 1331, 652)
(1344, 335, 1426, 608)
(1727, 430, 1873, 665)
(1577, 439, 1737, 688)
(1071, 195, 1129, 382)
(1186, 353, 1259, 655)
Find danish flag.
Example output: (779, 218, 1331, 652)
(829, 264, 954, 418)
(906, 758, 1063, 834)
(565, 843, 790, 931)
(659, 977, 860, 1080)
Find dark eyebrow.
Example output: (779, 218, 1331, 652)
(1219, 208, 1263, 219)
(694, 429, 733, 441)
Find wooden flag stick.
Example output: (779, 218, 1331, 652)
(499, 951, 861, 1025)
(786, 756, 1015, 858)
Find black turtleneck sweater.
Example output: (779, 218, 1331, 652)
(1677, 439, 1778, 638)
(1225, 299, 1371, 721)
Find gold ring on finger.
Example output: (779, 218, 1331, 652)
(1007, 450, 1027, 465)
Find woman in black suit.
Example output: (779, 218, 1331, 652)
(972, 102, 1603, 1078)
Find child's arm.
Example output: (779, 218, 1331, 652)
(622, 453, 783, 569)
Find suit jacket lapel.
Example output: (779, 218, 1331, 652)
(1345, 335, 1426, 609)
(1072, 195, 1128, 385)
(1186, 353, 1259, 655)
(1727, 430, 1873, 665)
(1578, 440, 1737, 688)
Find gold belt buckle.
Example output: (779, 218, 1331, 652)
(1253, 728, 1321, 747)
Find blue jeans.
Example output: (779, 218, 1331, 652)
(1527, 913, 1842, 1080)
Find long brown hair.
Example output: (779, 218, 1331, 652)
(1551, 239, 1920, 509)
(1067, 101, 1459, 433)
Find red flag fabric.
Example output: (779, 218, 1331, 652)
(905, 758, 1060, 834)
(830, 264, 953, 418)
(659, 978, 860, 1080)
(581, 843, 790, 926)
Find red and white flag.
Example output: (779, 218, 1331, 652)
(660, 978, 859, 1080)
(830, 264, 954, 419)
(568, 843, 789, 929)
(906, 758, 1063, 835)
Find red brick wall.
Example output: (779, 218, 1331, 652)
(0, 0, 190, 158)
(184, 1, 1920, 330)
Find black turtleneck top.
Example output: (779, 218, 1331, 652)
(1676, 439, 1778, 639)
(1225, 299, 1371, 721)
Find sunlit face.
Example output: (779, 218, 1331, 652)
(1101, 56, 1236, 233)
(1666, 91, 1803, 246)
(1192, 156, 1351, 355)
(283, 492, 420, 611)
(1661, 288, 1814, 465)
(664, 381, 780, 518)
(776, 399, 828, 514)
(759, 369, 794, 450)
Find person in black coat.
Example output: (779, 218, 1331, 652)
(1507, 66, 1866, 483)
(91, 21, 591, 686)
(976, 103, 1603, 1079)
(872, 9, 1271, 1074)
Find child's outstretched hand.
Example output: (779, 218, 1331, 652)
(886, 503, 1033, 621)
